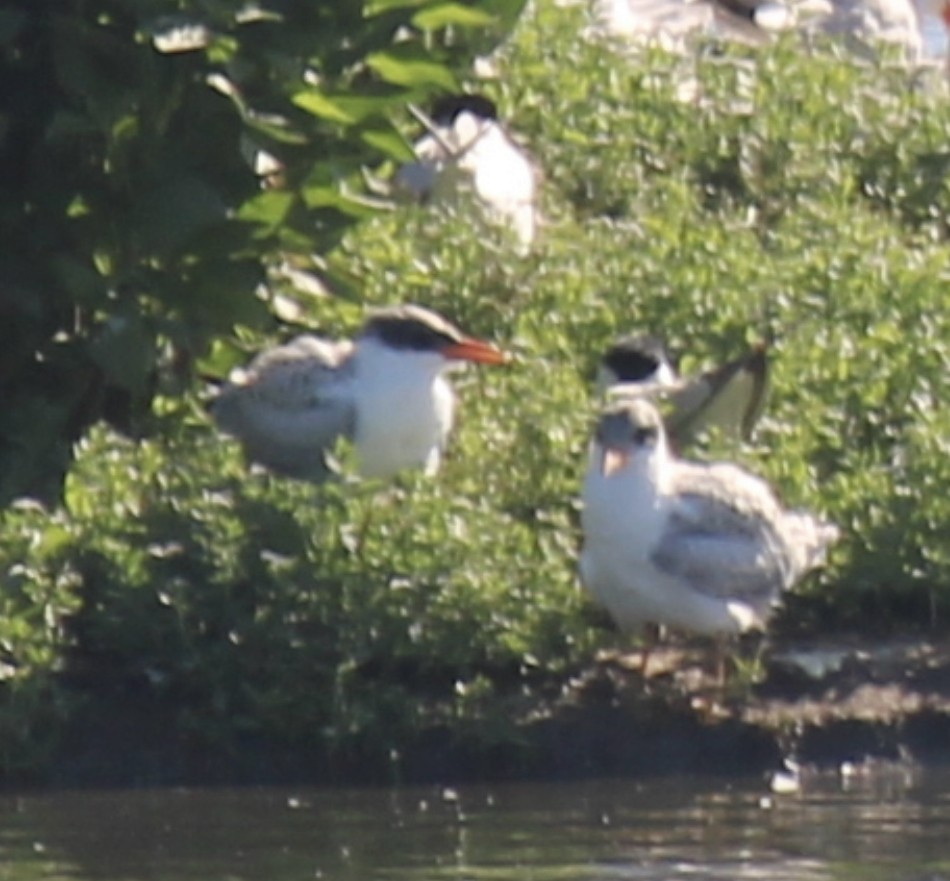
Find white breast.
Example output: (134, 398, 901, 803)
(580, 448, 757, 635)
(580, 454, 669, 631)
(462, 123, 537, 246)
(349, 343, 456, 478)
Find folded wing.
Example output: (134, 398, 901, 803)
(211, 336, 356, 480)
(650, 463, 792, 616)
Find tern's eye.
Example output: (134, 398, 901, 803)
(633, 426, 657, 445)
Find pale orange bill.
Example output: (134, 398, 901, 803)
(602, 448, 630, 477)
(441, 337, 511, 366)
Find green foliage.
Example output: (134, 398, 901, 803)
(0, 502, 81, 771)
(5, 0, 950, 776)
(0, 0, 523, 504)
(39, 421, 591, 764)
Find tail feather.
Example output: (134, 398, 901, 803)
(784, 511, 840, 576)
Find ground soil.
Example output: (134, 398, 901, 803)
(511, 636, 950, 780)
(34, 636, 950, 789)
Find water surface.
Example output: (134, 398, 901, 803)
(1, 767, 948, 881)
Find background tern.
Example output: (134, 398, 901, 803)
(396, 93, 539, 249)
(598, 334, 770, 448)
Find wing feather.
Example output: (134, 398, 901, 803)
(650, 464, 791, 609)
(666, 345, 769, 446)
(212, 336, 356, 479)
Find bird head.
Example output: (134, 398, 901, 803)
(598, 333, 678, 392)
(361, 305, 509, 370)
(592, 397, 667, 477)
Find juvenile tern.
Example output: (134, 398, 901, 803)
(212, 305, 509, 480)
(580, 397, 838, 654)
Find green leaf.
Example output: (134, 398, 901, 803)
(292, 90, 402, 125)
(291, 90, 355, 125)
(244, 115, 309, 146)
(50, 255, 108, 308)
(365, 0, 429, 14)
(131, 176, 227, 256)
(412, 3, 495, 29)
(236, 190, 296, 231)
(366, 47, 457, 90)
(300, 185, 382, 218)
(360, 125, 417, 162)
(87, 313, 154, 396)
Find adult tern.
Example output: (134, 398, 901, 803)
(212, 304, 509, 480)
(396, 93, 539, 248)
(598, 334, 770, 447)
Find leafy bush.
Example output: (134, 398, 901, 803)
(43, 419, 592, 766)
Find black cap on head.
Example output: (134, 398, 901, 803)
(601, 334, 673, 383)
(430, 93, 499, 126)
(361, 304, 463, 353)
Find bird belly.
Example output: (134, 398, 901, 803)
(582, 538, 756, 636)
(580, 546, 655, 634)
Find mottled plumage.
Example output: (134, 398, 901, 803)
(580, 398, 838, 638)
(212, 305, 508, 480)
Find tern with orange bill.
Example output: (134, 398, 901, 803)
(212, 304, 509, 481)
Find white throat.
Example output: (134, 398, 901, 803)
(349, 338, 456, 478)
(581, 437, 669, 539)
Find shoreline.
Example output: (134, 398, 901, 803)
(16, 636, 950, 791)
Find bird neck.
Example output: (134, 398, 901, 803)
(451, 112, 493, 152)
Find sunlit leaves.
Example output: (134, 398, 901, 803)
(412, 4, 496, 28)
(236, 190, 296, 231)
(366, 47, 459, 90)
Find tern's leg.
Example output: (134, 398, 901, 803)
(639, 622, 663, 679)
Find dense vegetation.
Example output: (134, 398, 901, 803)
(0, 0, 521, 505)
(2, 0, 950, 780)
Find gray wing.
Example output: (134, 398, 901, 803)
(666, 345, 769, 447)
(211, 336, 356, 480)
(650, 467, 791, 610)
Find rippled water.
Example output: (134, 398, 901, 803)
(0, 767, 948, 880)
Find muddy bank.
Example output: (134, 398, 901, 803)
(29, 637, 950, 790)
(524, 637, 950, 779)
(392, 636, 950, 785)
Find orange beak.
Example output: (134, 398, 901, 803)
(441, 337, 510, 366)
(601, 447, 630, 477)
